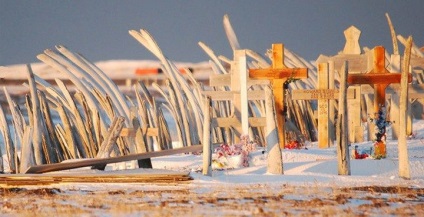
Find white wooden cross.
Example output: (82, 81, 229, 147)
(291, 63, 356, 148)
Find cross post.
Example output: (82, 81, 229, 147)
(249, 44, 308, 148)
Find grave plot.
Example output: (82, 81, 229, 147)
(315, 25, 418, 145)
(347, 46, 412, 158)
(291, 63, 357, 149)
(249, 44, 308, 148)
(314, 22, 414, 177)
(202, 49, 282, 175)
(315, 26, 366, 144)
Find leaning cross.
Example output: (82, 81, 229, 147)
(347, 46, 412, 145)
(249, 43, 308, 148)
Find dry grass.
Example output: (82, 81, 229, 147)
(0, 184, 423, 216)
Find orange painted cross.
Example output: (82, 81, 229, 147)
(249, 44, 308, 148)
(348, 46, 412, 143)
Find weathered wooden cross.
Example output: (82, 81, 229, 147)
(291, 63, 356, 149)
(202, 49, 282, 175)
(249, 44, 308, 148)
(347, 46, 412, 144)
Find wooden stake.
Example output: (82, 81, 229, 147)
(385, 13, 399, 55)
(336, 61, 350, 175)
(19, 126, 35, 173)
(27, 64, 46, 165)
(203, 97, 212, 176)
(38, 91, 60, 163)
(398, 36, 413, 179)
(0, 104, 15, 172)
(265, 86, 283, 174)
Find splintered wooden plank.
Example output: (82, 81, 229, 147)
(25, 145, 204, 174)
(0, 170, 192, 185)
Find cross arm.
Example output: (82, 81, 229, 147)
(348, 73, 412, 85)
(249, 68, 308, 79)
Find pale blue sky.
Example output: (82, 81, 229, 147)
(1, 1, 423, 65)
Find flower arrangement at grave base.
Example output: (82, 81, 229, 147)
(212, 135, 257, 170)
(368, 105, 390, 159)
(284, 131, 306, 149)
(351, 145, 372, 159)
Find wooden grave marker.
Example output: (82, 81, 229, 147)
(204, 50, 270, 141)
(291, 63, 357, 148)
(325, 26, 364, 144)
(249, 44, 308, 148)
(347, 46, 412, 149)
(202, 50, 282, 175)
(343, 26, 361, 55)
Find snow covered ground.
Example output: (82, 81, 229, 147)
(2, 118, 422, 188)
(1, 122, 423, 216)
(150, 127, 424, 188)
